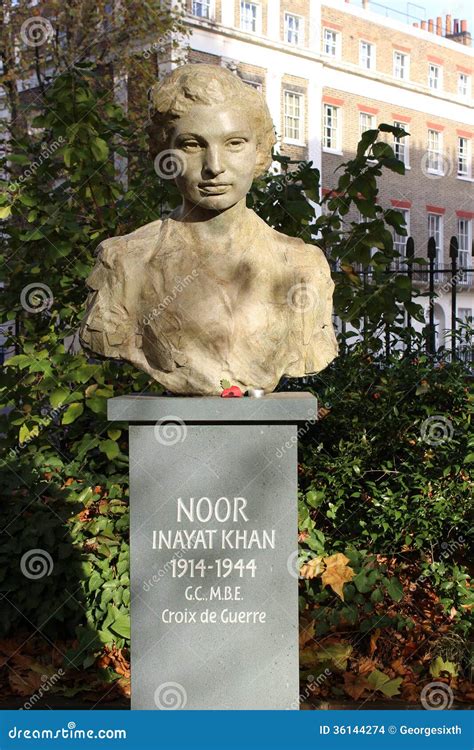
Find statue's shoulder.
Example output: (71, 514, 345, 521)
(251, 212, 330, 271)
(86, 219, 163, 291)
(122, 218, 163, 244)
(95, 219, 163, 266)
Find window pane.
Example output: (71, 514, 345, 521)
(324, 29, 337, 56)
(393, 121, 407, 165)
(359, 112, 374, 135)
(323, 104, 339, 149)
(241, 1, 257, 32)
(458, 219, 471, 284)
(458, 137, 469, 175)
(284, 92, 302, 141)
(429, 64, 440, 89)
(192, 0, 211, 17)
(393, 209, 409, 267)
(427, 129, 442, 172)
(360, 41, 373, 69)
(428, 213, 442, 265)
(458, 73, 468, 96)
(286, 14, 300, 44)
(394, 52, 406, 79)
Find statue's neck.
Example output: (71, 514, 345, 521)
(172, 198, 248, 239)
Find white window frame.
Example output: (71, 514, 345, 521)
(359, 40, 375, 70)
(393, 208, 410, 269)
(428, 63, 442, 91)
(242, 78, 262, 92)
(240, 1, 261, 34)
(393, 50, 409, 80)
(427, 129, 444, 175)
(283, 91, 304, 145)
(191, 0, 213, 19)
(393, 121, 410, 168)
(323, 27, 340, 58)
(457, 218, 472, 286)
(285, 12, 303, 46)
(457, 137, 471, 178)
(323, 104, 342, 153)
(359, 111, 375, 136)
(458, 73, 470, 97)
(428, 213, 443, 267)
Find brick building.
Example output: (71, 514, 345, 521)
(158, 0, 474, 350)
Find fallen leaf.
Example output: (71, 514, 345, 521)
(300, 556, 324, 579)
(8, 669, 44, 697)
(343, 672, 370, 700)
(300, 641, 353, 671)
(401, 682, 420, 702)
(369, 628, 381, 656)
(321, 553, 355, 601)
(391, 658, 409, 676)
(429, 656, 458, 679)
(358, 657, 378, 675)
(317, 407, 331, 420)
(367, 669, 403, 698)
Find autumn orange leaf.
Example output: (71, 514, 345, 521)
(300, 556, 324, 579)
(343, 671, 371, 701)
(321, 553, 355, 600)
(369, 628, 381, 656)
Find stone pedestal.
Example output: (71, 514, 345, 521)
(107, 393, 318, 710)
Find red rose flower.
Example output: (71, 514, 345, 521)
(221, 385, 243, 398)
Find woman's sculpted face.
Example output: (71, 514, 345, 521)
(169, 104, 258, 214)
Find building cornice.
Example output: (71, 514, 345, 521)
(322, 0, 473, 58)
(185, 17, 473, 116)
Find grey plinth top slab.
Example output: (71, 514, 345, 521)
(107, 392, 318, 424)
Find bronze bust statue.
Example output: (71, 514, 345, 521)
(79, 64, 338, 395)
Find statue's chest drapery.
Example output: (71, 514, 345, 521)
(136, 222, 292, 358)
(79, 211, 338, 394)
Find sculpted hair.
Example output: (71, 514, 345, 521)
(147, 64, 276, 178)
